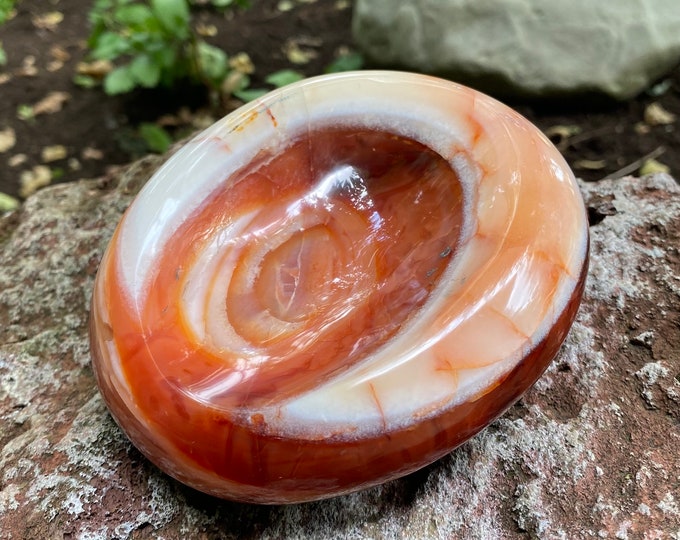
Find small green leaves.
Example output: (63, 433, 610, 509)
(232, 70, 304, 102)
(209, 0, 250, 8)
(104, 65, 136, 94)
(0, 192, 20, 212)
(265, 69, 304, 88)
(151, 0, 190, 37)
(139, 123, 172, 153)
(325, 51, 364, 73)
(129, 54, 161, 88)
(17, 104, 35, 121)
(104, 56, 163, 93)
(196, 42, 228, 85)
(0, 0, 15, 24)
(91, 31, 129, 60)
(233, 87, 269, 102)
(0, 0, 10, 63)
(86, 0, 236, 97)
(113, 3, 153, 25)
(73, 74, 98, 88)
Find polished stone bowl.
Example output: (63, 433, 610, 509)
(90, 71, 589, 503)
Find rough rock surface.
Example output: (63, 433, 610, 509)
(352, 0, 680, 99)
(1, 155, 679, 538)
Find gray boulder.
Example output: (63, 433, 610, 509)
(1, 152, 679, 537)
(353, 0, 680, 99)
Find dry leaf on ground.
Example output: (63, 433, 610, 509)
(41, 145, 68, 162)
(639, 158, 670, 175)
(0, 127, 16, 153)
(229, 52, 255, 74)
(0, 192, 20, 212)
(20, 165, 52, 198)
(82, 147, 104, 160)
(644, 102, 676, 126)
(574, 159, 607, 170)
(32, 11, 64, 31)
(157, 107, 194, 127)
(196, 23, 217, 37)
(77, 60, 113, 78)
(47, 46, 71, 72)
(17, 55, 38, 77)
(8, 154, 27, 167)
(50, 45, 71, 62)
(47, 60, 64, 72)
(283, 38, 319, 64)
(221, 70, 248, 95)
(634, 122, 651, 135)
(33, 91, 70, 115)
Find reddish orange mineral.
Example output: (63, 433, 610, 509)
(90, 72, 589, 503)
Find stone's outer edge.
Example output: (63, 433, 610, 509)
(1, 169, 679, 537)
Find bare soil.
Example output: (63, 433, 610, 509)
(1, 0, 679, 200)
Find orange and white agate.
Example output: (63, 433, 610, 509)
(90, 71, 589, 503)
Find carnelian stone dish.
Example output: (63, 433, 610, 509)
(90, 71, 589, 503)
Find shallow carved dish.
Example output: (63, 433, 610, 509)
(90, 71, 589, 504)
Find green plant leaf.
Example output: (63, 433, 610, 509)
(128, 30, 161, 52)
(325, 51, 364, 74)
(129, 54, 161, 88)
(196, 41, 228, 85)
(73, 74, 98, 88)
(0, 0, 15, 24)
(233, 87, 269, 102)
(139, 123, 172, 153)
(87, 23, 105, 50)
(114, 4, 154, 26)
(0, 43, 6, 66)
(17, 104, 34, 121)
(210, 0, 250, 8)
(89, 0, 114, 24)
(151, 0, 190, 36)
(265, 69, 304, 88)
(51, 168, 65, 181)
(83, 0, 229, 95)
(154, 47, 177, 70)
(0, 192, 20, 212)
(104, 65, 136, 94)
(91, 31, 129, 60)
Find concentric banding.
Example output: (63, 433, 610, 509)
(90, 71, 589, 502)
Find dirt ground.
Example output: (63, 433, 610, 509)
(1, 0, 679, 200)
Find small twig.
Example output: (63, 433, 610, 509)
(603, 146, 666, 180)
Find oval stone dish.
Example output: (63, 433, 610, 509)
(90, 71, 589, 504)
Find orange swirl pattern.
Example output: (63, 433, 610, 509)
(90, 72, 589, 503)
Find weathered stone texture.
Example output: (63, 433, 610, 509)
(353, 0, 680, 99)
(1, 158, 679, 538)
